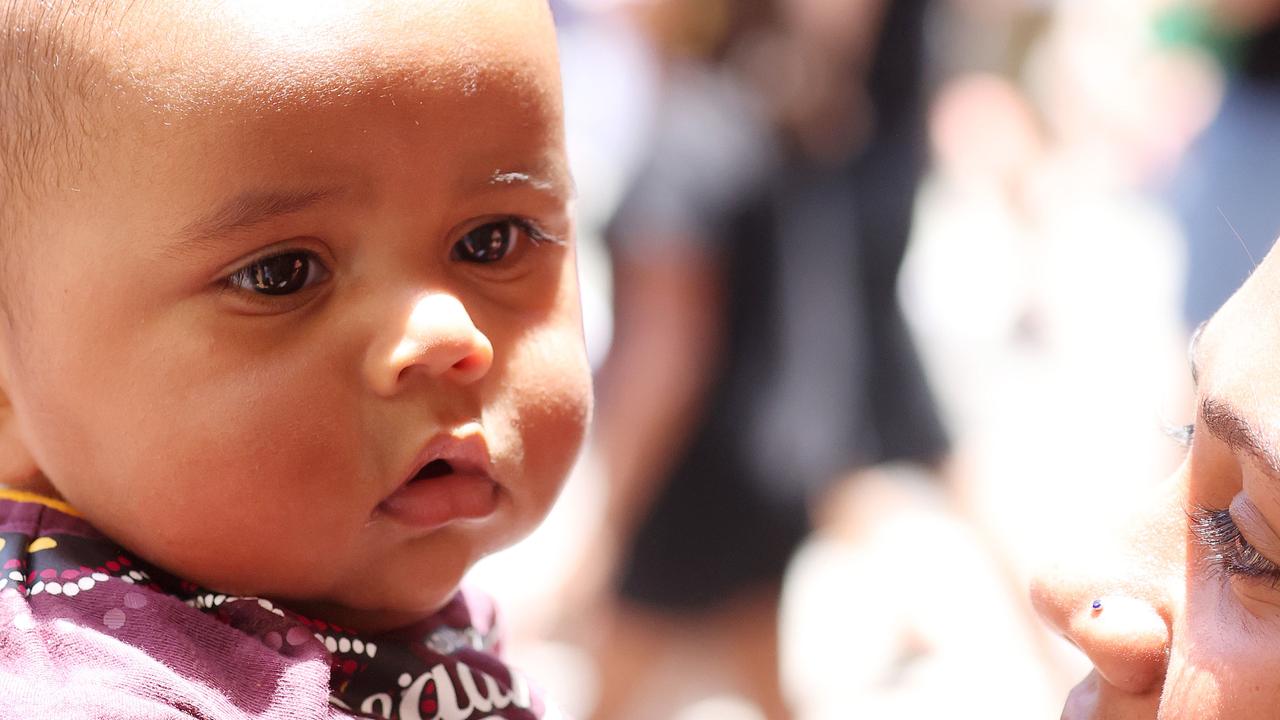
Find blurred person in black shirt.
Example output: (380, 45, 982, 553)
(583, 0, 946, 717)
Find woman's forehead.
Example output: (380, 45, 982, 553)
(1198, 242, 1280, 411)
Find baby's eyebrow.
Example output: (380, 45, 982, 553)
(490, 171, 552, 190)
(171, 188, 339, 251)
(481, 166, 576, 200)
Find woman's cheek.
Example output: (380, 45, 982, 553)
(1160, 653, 1225, 720)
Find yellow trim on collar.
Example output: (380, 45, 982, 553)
(0, 488, 83, 518)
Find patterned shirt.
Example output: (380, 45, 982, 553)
(0, 490, 551, 719)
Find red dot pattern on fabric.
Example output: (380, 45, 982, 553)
(421, 680, 438, 716)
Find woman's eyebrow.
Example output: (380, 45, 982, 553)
(1200, 397, 1280, 476)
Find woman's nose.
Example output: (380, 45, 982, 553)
(368, 293, 494, 396)
(1030, 577, 1171, 695)
(1030, 473, 1185, 701)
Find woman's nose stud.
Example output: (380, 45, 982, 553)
(1071, 595, 1170, 695)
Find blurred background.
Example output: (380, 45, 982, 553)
(471, 0, 1280, 717)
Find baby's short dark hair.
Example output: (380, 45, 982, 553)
(1, 1, 114, 246)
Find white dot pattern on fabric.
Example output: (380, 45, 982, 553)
(45, 582, 61, 596)
(12, 614, 34, 631)
(353, 639, 364, 654)
(264, 631, 283, 651)
(339, 638, 351, 653)
(285, 626, 311, 646)
(324, 636, 338, 653)
(91, 573, 109, 582)
(77, 577, 94, 591)
(29, 582, 43, 596)
(124, 592, 147, 609)
(103, 608, 126, 630)
(398, 673, 413, 688)
(366, 642, 377, 658)
(61, 582, 79, 597)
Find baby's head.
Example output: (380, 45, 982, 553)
(0, 0, 590, 631)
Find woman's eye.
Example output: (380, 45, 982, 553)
(227, 251, 329, 296)
(1190, 506, 1280, 587)
(452, 221, 521, 264)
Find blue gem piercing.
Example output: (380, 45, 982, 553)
(1091, 599, 1103, 612)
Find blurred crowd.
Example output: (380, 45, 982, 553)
(470, 0, 1280, 718)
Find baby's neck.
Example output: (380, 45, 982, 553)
(0, 474, 64, 503)
(273, 597, 446, 635)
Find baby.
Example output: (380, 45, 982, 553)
(0, 0, 590, 717)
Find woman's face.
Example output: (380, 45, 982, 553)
(1031, 248, 1280, 718)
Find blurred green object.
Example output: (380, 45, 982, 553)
(1153, 2, 1243, 68)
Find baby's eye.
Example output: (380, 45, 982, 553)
(226, 251, 329, 296)
(452, 221, 522, 264)
(452, 218, 562, 265)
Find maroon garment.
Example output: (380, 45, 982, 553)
(0, 493, 549, 719)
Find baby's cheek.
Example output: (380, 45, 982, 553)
(506, 333, 590, 492)
(100, 374, 367, 593)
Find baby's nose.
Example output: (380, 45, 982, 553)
(373, 293, 494, 394)
(1030, 571, 1171, 696)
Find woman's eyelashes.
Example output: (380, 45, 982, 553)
(1190, 506, 1280, 588)
(1168, 422, 1196, 448)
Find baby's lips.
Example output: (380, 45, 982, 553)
(398, 426, 492, 488)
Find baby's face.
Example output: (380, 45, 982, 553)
(0, 0, 589, 630)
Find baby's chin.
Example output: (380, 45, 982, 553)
(265, 566, 474, 634)
(257, 536, 497, 633)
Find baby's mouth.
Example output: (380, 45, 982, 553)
(412, 459, 453, 481)
(376, 435, 499, 530)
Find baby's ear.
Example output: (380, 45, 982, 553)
(0, 380, 40, 488)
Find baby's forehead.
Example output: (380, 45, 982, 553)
(104, 0, 559, 115)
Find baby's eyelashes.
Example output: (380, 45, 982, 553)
(450, 217, 561, 265)
(226, 250, 330, 296)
